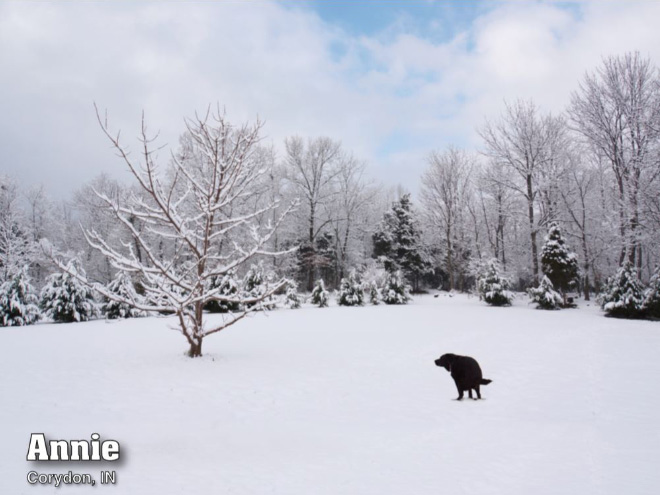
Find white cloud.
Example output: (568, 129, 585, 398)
(1, 1, 660, 197)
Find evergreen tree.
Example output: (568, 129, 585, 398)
(598, 261, 645, 318)
(204, 271, 240, 313)
(0, 266, 40, 326)
(40, 262, 97, 323)
(372, 194, 431, 291)
(527, 275, 563, 310)
(540, 222, 579, 300)
(241, 262, 276, 310)
(101, 272, 146, 319)
(310, 279, 329, 307)
(337, 270, 364, 306)
(368, 281, 381, 305)
(477, 258, 513, 306)
(381, 270, 412, 305)
(283, 280, 302, 309)
(642, 266, 660, 319)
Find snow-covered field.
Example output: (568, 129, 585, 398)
(2, 294, 659, 494)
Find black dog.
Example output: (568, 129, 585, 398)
(434, 353, 492, 400)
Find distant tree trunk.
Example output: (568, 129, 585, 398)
(526, 174, 539, 283)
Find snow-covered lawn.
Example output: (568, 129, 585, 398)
(2, 294, 659, 494)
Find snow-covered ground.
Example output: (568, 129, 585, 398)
(2, 294, 659, 494)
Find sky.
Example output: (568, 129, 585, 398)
(2, 0, 660, 198)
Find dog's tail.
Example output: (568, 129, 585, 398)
(481, 379, 492, 385)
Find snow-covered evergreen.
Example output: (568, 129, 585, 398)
(101, 272, 146, 319)
(642, 266, 660, 319)
(205, 271, 240, 313)
(337, 270, 364, 306)
(310, 279, 329, 307)
(0, 266, 40, 326)
(598, 262, 645, 318)
(528, 275, 563, 310)
(241, 262, 276, 311)
(540, 222, 579, 298)
(372, 194, 431, 291)
(477, 259, 513, 306)
(283, 280, 302, 309)
(368, 281, 381, 305)
(40, 262, 97, 323)
(381, 271, 412, 305)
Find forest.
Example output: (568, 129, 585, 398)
(2, 52, 660, 339)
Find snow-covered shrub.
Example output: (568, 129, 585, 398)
(310, 279, 329, 307)
(368, 281, 381, 305)
(40, 263, 97, 323)
(0, 266, 40, 326)
(101, 272, 146, 319)
(528, 275, 563, 310)
(642, 266, 660, 319)
(241, 262, 276, 310)
(477, 259, 513, 307)
(381, 271, 412, 305)
(598, 261, 645, 319)
(540, 222, 579, 297)
(283, 280, 302, 309)
(337, 270, 364, 306)
(362, 262, 388, 305)
(204, 271, 240, 313)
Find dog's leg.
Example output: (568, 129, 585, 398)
(475, 385, 481, 400)
(468, 389, 473, 399)
(454, 381, 464, 400)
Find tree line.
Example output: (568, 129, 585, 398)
(2, 52, 660, 335)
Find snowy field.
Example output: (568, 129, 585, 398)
(2, 293, 659, 494)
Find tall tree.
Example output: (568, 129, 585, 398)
(480, 99, 566, 284)
(569, 52, 660, 270)
(372, 194, 430, 292)
(421, 147, 474, 291)
(284, 136, 342, 290)
(45, 106, 296, 357)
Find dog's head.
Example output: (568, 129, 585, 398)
(434, 353, 458, 372)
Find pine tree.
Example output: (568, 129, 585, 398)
(598, 261, 644, 318)
(241, 262, 276, 310)
(372, 194, 431, 291)
(101, 272, 146, 319)
(527, 275, 563, 310)
(642, 266, 660, 319)
(283, 280, 302, 309)
(381, 270, 412, 305)
(477, 258, 513, 306)
(40, 262, 97, 323)
(310, 279, 329, 307)
(337, 270, 364, 306)
(204, 271, 240, 313)
(540, 222, 579, 301)
(0, 266, 40, 326)
(368, 281, 381, 305)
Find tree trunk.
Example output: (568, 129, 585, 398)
(308, 204, 315, 291)
(526, 175, 539, 283)
(187, 339, 203, 358)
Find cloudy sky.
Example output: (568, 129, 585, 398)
(2, 1, 660, 197)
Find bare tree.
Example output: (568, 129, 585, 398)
(569, 52, 660, 271)
(479, 99, 565, 284)
(326, 155, 378, 282)
(45, 106, 296, 357)
(477, 160, 516, 268)
(284, 136, 342, 290)
(421, 147, 474, 290)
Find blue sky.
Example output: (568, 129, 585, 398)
(293, 0, 490, 41)
(1, 1, 660, 196)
